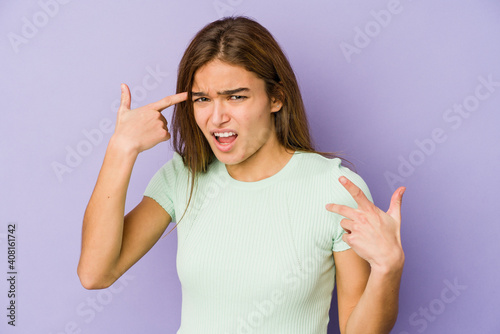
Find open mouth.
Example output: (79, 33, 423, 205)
(213, 132, 238, 145)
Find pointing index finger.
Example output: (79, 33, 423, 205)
(338, 176, 372, 209)
(150, 92, 188, 112)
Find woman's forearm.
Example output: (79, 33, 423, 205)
(77, 136, 138, 289)
(344, 259, 404, 334)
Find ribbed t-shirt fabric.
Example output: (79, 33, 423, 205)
(144, 150, 372, 334)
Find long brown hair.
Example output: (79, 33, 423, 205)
(165, 16, 344, 235)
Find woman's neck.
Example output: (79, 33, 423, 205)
(225, 142, 295, 182)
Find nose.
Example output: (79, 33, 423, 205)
(211, 100, 230, 126)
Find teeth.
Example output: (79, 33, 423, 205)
(214, 132, 236, 137)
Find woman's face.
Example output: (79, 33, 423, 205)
(192, 59, 282, 167)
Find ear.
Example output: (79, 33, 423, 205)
(270, 83, 284, 112)
(271, 96, 282, 112)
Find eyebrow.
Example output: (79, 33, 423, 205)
(192, 87, 250, 97)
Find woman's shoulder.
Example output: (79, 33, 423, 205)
(294, 150, 346, 173)
(294, 151, 372, 201)
(153, 151, 189, 179)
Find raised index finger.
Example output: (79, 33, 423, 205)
(150, 92, 188, 112)
(338, 176, 372, 209)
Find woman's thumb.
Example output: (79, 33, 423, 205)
(119, 83, 131, 111)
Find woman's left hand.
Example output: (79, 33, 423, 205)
(325, 176, 406, 273)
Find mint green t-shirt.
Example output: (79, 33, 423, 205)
(144, 150, 372, 334)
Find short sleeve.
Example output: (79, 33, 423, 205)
(331, 161, 373, 252)
(143, 153, 182, 222)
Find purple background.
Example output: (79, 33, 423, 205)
(1, 0, 499, 333)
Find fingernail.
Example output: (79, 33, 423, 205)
(339, 176, 347, 185)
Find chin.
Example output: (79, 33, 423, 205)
(213, 152, 241, 165)
(210, 147, 246, 165)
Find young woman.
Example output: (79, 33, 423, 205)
(77, 16, 405, 334)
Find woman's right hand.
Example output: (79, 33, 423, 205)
(112, 83, 188, 154)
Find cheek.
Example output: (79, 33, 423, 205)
(193, 109, 206, 129)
